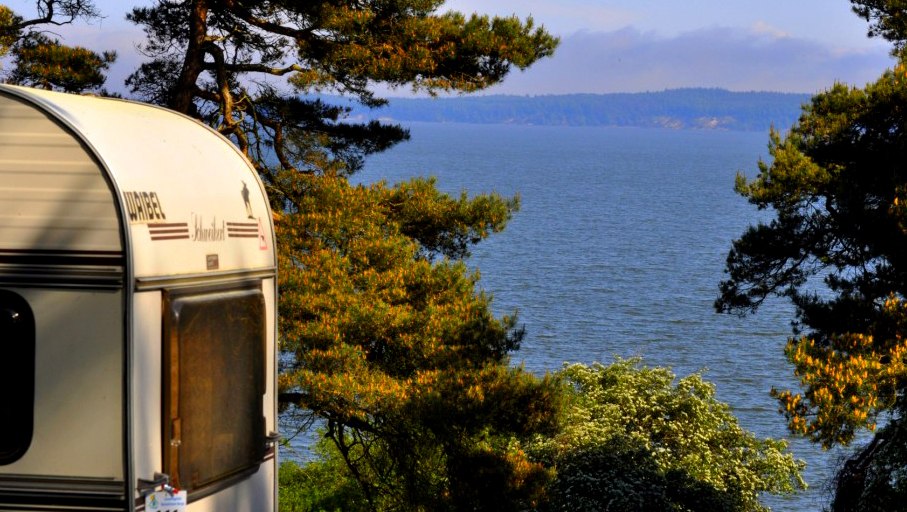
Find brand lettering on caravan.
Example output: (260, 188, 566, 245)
(192, 214, 226, 242)
(123, 191, 167, 223)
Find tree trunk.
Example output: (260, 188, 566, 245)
(169, 0, 208, 115)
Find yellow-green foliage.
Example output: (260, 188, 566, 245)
(718, 50, 907, 507)
(9, 33, 115, 92)
(773, 296, 907, 448)
(529, 360, 805, 512)
(0, 5, 18, 59)
(288, 3, 557, 94)
(276, 172, 560, 511)
(724, 64, 907, 449)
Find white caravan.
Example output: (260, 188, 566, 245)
(0, 84, 278, 511)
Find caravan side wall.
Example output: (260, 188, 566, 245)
(0, 86, 277, 512)
(0, 92, 128, 509)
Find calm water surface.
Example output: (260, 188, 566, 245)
(354, 122, 857, 512)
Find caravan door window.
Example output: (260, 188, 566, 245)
(163, 285, 266, 494)
(0, 290, 35, 465)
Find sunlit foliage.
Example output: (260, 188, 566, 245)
(527, 360, 805, 512)
(126, 0, 558, 184)
(0, 5, 16, 59)
(278, 442, 369, 512)
(716, 38, 907, 509)
(718, 65, 907, 433)
(276, 172, 560, 510)
(0, 1, 114, 92)
(8, 33, 114, 92)
(122, 2, 561, 509)
(772, 296, 907, 448)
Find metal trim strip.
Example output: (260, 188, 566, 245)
(0, 250, 124, 267)
(0, 267, 123, 290)
(134, 267, 277, 291)
(0, 476, 126, 511)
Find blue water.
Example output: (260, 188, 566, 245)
(353, 122, 856, 511)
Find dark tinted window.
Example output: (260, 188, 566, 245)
(163, 286, 266, 493)
(0, 290, 35, 465)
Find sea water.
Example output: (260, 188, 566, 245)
(353, 122, 857, 512)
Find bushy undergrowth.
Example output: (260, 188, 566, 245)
(280, 359, 805, 512)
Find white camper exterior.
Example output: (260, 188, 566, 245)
(0, 84, 278, 512)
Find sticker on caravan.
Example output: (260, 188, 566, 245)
(226, 221, 258, 239)
(192, 214, 226, 241)
(258, 218, 268, 250)
(241, 181, 254, 219)
(145, 490, 186, 512)
(148, 223, 190, 241)
(123, 191, 168, 224)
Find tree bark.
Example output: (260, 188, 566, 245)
(169, 0, 209, 115)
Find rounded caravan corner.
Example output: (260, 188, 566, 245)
(0, 84, 277, 278)
(0, 84, 278, 512)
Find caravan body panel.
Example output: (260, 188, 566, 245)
(2, 85, 275, 278)
(0, 84, 278, 512)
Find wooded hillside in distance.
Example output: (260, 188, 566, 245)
(343, 88, 811, 131)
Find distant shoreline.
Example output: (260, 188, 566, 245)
(340, 88, 811, 132)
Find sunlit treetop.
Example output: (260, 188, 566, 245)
(851, 0, 907, 53)
(0, 5, 16, 58)
(8, 32, 115, 92)
(717, 54, 907, 448)
(125, 0, 559, 194)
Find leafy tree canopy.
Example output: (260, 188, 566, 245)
(716, 66, 907, 448)
(715, 14, 907, 502)
(276, 172, 560, 510)
(527, 360, 805, 512)
(3, 2, 563, 508)
(0, 5, 16, 58)
(8, 32, 115, 92)
(0, 1, 115, 92)
(125, 0, 558, 195)
(121, 2, 560, 509)
(851, 0, 907, 53)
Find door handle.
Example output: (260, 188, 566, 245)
(137, 472, 172, 496)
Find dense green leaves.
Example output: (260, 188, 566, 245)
(281, 359, 806, 512)
(122, 4, 560, 507)
(716, 14, 907, 504)
(717, 65, 907, 452)
(528, 361, 804, 512)
(717, 71, 907, 339)
(279, 454, 369, 512)
(276, 172, 560, 510)
(381, 177, 518, 260)
(8, 33, 115, 92)
(0, 1, 114, 92)
(125, 0, 558, 176)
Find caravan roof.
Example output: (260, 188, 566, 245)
(0, 84, 275, 286)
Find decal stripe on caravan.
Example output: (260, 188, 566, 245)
(148, 222, 190, 241)
(226, 221, 259, 238)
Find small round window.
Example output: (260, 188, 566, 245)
(0, 290, 35, 465)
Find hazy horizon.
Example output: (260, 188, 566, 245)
(1, 0, 897, 96)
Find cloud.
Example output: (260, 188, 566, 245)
(749, 21, 790, 40)
(19, 18, 896, 98)
(21, 22, 145, 94)
(486, 26, 896, 95)
(441, 0, 637, 34)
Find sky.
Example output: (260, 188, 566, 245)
(3, 0, 897, 95)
